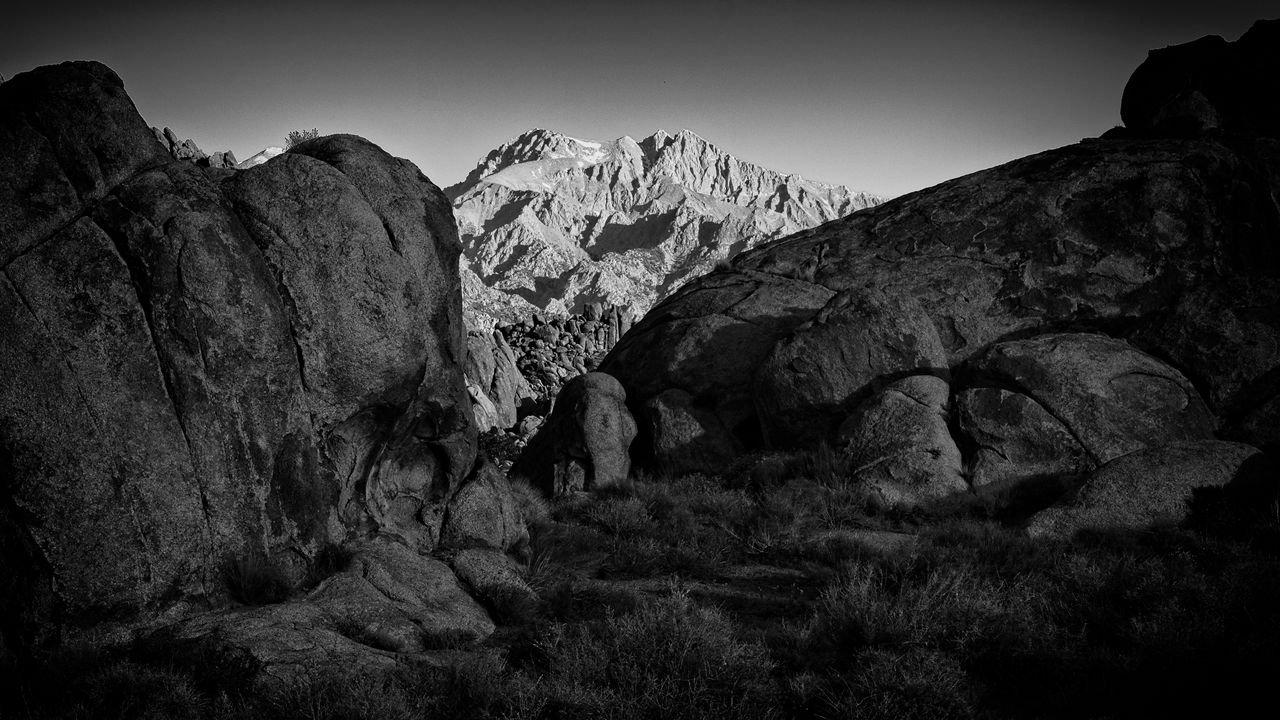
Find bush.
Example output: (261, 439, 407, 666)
(536, 592, 778, 718)
(285, 128, 319, 149)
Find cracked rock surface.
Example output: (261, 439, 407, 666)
(600, 68, 1280, 510)
(0, 61, 476, 648)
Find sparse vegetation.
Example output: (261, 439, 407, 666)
(9, 463, 1280, 719)
(285, 128, 319, 148)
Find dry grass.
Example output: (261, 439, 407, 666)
(10, 464, 1280, 720)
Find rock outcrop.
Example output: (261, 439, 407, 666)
(450, 128, 881, 328)
(1122, 19, 1280, 138)
(837, 375, 967, 509)
(510, 372, 638, 496)
(499, 301, 635, 399)
(158, 537, 494, 690)
(464, 329, 533, 432)
(1026, 441, 1267, 537)
(0, 61, 477, 650)
(152, 126, 237, 168)
(599, 20, 1280, 513)
(957, 333, 1214, 502)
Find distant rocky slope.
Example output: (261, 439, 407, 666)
(0, 61, 525, 665)
(449, 128, 881, 328)
(585, 19, 1280, 522)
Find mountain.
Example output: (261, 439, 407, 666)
(449, 128, 882, 327)
(236, 145, 285, 169)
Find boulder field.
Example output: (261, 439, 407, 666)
(595, 19, 1280, 522)
(0, 60, 523, 672)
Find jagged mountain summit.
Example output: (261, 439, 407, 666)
(449, 128, 882, 327)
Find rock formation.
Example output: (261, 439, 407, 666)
(498, 301, 635, 400)
(510, 372, 638, 497)
(0, 61, 484, 653)
(450, 128, 882, 328)
(465, 329, 533, 432)
(152, 126, 237, 168)
(1121, 18, 1280, 138)
(1026, 441, 1268, 537)
(600, 19, 1280, 517)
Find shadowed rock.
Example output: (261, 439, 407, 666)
(1026, 441, 1265, 537)
(510, 372, 638, 496)
(754, 286, 947, 448)
(601, 126, 1280, 478)
(1121, 19, 1280, 138)
(642, 388, 742, 475)
(440, 461, 529, 554)
(0, 61, 474, 650)
(837, 375, 967, 509)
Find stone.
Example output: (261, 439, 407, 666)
(1121, 19, 1280, 138)
(344, 538, 494, 641)
(1026, 441, 1265, 537)
(600, 271, 835, 462)
(224, 134, 477, 554)
(510, 372, 638, 496)
(641, 388, 741, 475)
(956, 333, 1214, 510)
(154, 602, 409, 693)
(836, 375, 967, 509)
(516, 415, 543, 438)
(753, 287, 947, 448)
(448, 548, 540, 622)
(467, 380, 500, 432)
(962, 333, 1214, 464)
(955, 387, 1094, 508)
(0, 61, 476, 649)
(440, 461, 529, 554)
(599, 127, 1280, 474)
(153, 540, 494, 694)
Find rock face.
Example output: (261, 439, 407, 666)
(1122, 19, 1280, 138)
(957, 333, 1214, 500)
(440, 462, 529, 554)
(152, 126, 237, 168)
(600, 22, 1280, 509)
(0, 61, 475, 649)
(465, 329, 533, 431)
(1026, 441, 1265, 537)
(496, 300, 635, 401)
(159, 537, 493, 690)
(642, 388, 742, 476)
(449, 128, 881, 328)
(753, 287, 947, 448)
(837, 375, 967, 509)
(510, 372, 638, 496)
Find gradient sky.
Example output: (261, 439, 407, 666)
(4, 1, 1275, 198)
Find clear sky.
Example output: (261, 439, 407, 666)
(3, 1, 1275, 198)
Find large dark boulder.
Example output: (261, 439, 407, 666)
(0, 61, 475, 650)
(1121, 19, 1280, 138)
(956, 333, 1214, 504)
(510, 372, 637, 496)
(1026, 441, 1268, 537)
(601, 134, 1280, 473)
(752, 286, 947, 448)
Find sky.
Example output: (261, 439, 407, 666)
(3, 1, 1276, 198)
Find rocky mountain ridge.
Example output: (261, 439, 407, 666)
(450, 128, 882, 328)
